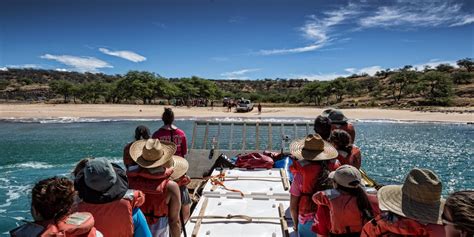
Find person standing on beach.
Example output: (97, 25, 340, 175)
(151, 108, 191, 227)
(258, 103, 262, 114)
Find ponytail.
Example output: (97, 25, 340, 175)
(338, 184, 374, 221)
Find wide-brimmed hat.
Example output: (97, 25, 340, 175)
(163, 155, 189, 180)
(329, 165, 362, 188)
(75, 158, 129, 204)
(378, 168, 445, 225)
(290, 134, 338, 161)
(129, 139, 177, 168)
(328, 109, 348, 124)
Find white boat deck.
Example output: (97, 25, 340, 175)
(184, 168, 296, 237)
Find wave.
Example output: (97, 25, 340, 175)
(0, 116, 469, 125)
(0, 162, 54, 170)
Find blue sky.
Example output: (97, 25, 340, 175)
(0, 0, 473, 80)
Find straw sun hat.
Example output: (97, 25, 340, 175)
(378, 168, 445, 225)
(129, 139, 177, 168)
(164, 156, 189, 180)
(290, 134, 338, 161)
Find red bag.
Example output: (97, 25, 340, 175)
(235, 153, 274, 169)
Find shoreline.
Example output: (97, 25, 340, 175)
(0, 103, 473, 123)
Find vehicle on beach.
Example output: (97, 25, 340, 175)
(183, 120, 378, 237)
(236, 99, 254, 112)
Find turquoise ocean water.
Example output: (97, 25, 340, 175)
(0, 118, 473, 234)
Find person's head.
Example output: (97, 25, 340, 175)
(329, 165, 374, 219)
(162, 108, 174, 125)
(72, 157, 93, 177)
(314, 115, 332, 140)
(328, 110, 348, 125)
(31, 177, 75, 222)
(83, 158, 117, 192)
(330, 129, 352, 150)
(443, 191, 474, 237)
(134, 125, 150, 141)
(378, 168, 444, 225)
(330, 164, 361, 189)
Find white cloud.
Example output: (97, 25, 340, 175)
(345, 66, 383, 76)
(55, 68, 69, 72)
(40, 54, 113, 72)
(292, 65, 383, 81)
(221, 68, 260, 79)
(6, 64, 41, 69)
(258, 4, 359, 55)
(99, 48, 146, 62)
(359, 3, 474, 28)
(0, 67, 8, 71)
(291, 73, 350, 81)
(412, 59, 458, 70)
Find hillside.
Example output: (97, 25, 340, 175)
(0, 60, 473, 108)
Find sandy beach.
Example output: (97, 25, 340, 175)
(0, 103, 472, 123)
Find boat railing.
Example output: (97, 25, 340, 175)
(186, 120, 312, 178)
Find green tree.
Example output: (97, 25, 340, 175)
(420, 71, 453, 105)
(457, 58, 473, 72)
(50, 80, 73, 102)
(435, 64, 454, 72)
(388, 68, 418, 103)
(303, 81, 325, 106)
(0, 79, 9, 90)
(330, 77, 347, 103)
(451, 71, 473, 84)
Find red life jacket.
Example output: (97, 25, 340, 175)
(313, 189, 380, 235)
(10, 212, 97, 237)
(336, 146, 362, 169)
(235, 152, 274, 169)
(127, 167, 173, 225)
(289, 160, 324, 215)
(77, 189, 144, 237)
(361, 212, 446, 237)
(123, 142, 135, 167)
(331, 123, 356, 143)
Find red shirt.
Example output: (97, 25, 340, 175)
(152, 126, 188, 158)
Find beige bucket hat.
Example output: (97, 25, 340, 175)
(129, 139, 176, 168)
(290, 134, 338, 161)
(163, 156, 189, 180)
(378, 168, 445, 225)
(329, 165, 362, 188)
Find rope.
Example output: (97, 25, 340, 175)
(208, 172, 245, 197)
(190, 214, 288, 222)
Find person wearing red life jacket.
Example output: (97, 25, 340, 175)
(329, 129, 362, 169)
(361, 168, 446, 237)
(322, 109, 356, 143)
(312, 115, 340, 237)
(313, 165, 380, 236)
(127, 139, 182, 237)
(443, 191, 474, 237)
(151, 108, 191, 224)
(288, 134, 339, 237)
(124, 125, 151, 169)
(74, 157, 151, 237)
(10, 177, 100, 237)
